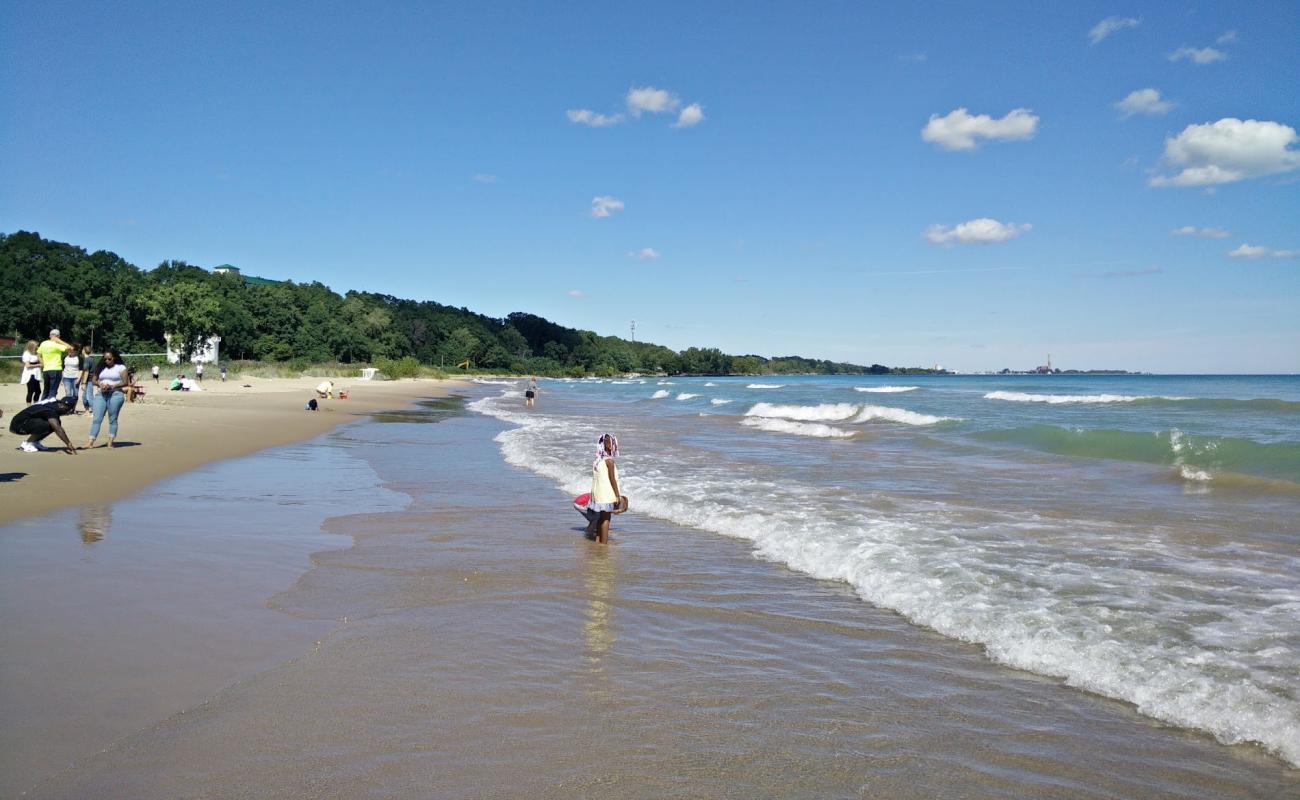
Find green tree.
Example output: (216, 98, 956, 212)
(139, 281, 221, 360)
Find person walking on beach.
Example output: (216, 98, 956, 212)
(9, 396, 78, 454)
(19, 341, 42, 404)
(87, 348, 130, 449)
(151, 363, 159, 383)
(589, 433, 623, 544)
(37, 329, 71, 401)
(196, 362, 204, 383)
(220, 365, 227, 382)
(525, 376, 539, 408)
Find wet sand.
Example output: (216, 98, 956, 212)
(0, 376, 466, 527)
(4, 402, 1294, 798)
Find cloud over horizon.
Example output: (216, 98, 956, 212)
(921, 108, 1039, 151)
(925, 218, 1031, 245)
(569, 86, 704, 129)
(1169, 46, 1227, 65)
(1228, 243, 1299, 259)
(1089, 16, 1140, 45)
(590, 195, 625, 218)
(628, 247, 661, 260)
(673, 103, 705, 129)
(1116, 88, 1174, 118)
(1149, 118, 1300, 187)
(567, 108, 624, 127)
(626, 86, 680, 116)
(1172, 225, 1230, 238)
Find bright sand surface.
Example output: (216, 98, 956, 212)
(0, 375, 467, 527)
(3, 398, 1295, 799)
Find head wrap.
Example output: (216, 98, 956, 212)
(595, 433, 619, 465)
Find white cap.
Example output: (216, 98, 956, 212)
(50, 328, 60, 336)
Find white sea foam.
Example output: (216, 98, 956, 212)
(746, 402, 859, 422)
(704, 382, 718, 387)
(746, 402, 954, 426)
(710, 398, 732, 406)
(651, 390, 670, 399)
(984, 391, 1176, 404)
(855, 386, 919, 393)
(747, 383, 785, 389)
(676, 393, 700, 400)
(741, 417, 855, 438)
(468, 387, 1300, 767)
(472, 378, 517, 385)
(851, 405, 953, 426)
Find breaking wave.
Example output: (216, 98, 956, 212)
(740, 417, 856, 438)
(745, 402, 956, 427)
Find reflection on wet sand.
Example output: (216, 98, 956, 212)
(582, 546, 616, 678)
(78, 506, 111, 544)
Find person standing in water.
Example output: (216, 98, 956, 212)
(589, 433, 622, 544)
(524, 376, 539, 408)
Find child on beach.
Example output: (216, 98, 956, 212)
(525, 377, 539, 408)
(589, 433, 623, 544)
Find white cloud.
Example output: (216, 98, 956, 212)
(1088, 16, 1140, 45)
(626, 86, 680, 116)
(672, 103, 705, 129)
(567, 289, 587, 298)
(1169, 46, 1226, 64)
(471, 173, 497, 183)
(628, 247, 661, 260)
(1172, 226, 1230, 238)
(925, 218, 1031, 245)
(590, 195, 625, 218)
(1115, 88, 1174, 118)
(1228, 243, 1299, 259)
(1149, 118, 1300, 187)
(567, 108, 624, 127)
(921, 108, 1039, 151)
(1217, 30, 1239, 45)
(899, 53, 927, 63)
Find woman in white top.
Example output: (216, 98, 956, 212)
(19, 341, 42, 403)
(87, 348, 131, 449)
(60, 345, 82, 409)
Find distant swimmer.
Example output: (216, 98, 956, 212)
(525, 376, 540, 408)
(588, 433, 625, 544)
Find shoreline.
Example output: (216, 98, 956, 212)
(0, 376, 470, 528)
(15, 407, 1293, 798)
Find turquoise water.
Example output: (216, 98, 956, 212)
(471, 374, 1300, 766)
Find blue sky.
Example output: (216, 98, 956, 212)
(2, 1, 1297, 373)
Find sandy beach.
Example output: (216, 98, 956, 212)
(0, 375, 467, 527)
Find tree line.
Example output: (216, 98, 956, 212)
(1, 231, 933, 377)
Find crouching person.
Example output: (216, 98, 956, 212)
(9, 396, 78, 454)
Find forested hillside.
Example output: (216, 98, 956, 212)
(1, 231, 918, 376)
